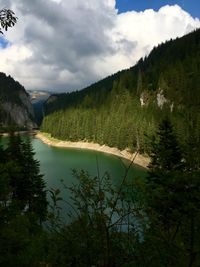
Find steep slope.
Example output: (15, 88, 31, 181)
(42, 29, 200, 153)
(0, 73, 37, 130)
(44, 70, 124, 115)
(28, 90, 50, 125)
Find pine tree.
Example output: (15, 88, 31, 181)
(148, 118, 183, 172)
(146, 118, 200, 266)
(5, 134, 47, 221)
(146, 118, 183, 228)
(22, 139, 48, 222)
(0, 134, 48, 266)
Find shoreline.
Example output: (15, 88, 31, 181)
(36, 132, 150, 169)
(1, 130, 38, 137)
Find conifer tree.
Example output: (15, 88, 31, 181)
(146, 118, 183, 230)
(148, 118, 183, 172)
(146, 118, 200, 266)
(0, 134, 48, 266)
(22, 139, 47, 221)
(5, 134, 47, 221)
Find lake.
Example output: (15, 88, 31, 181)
(31, 137, 145, 186)
(2, 136, 146, 219)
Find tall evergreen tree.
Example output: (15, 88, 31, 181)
(5, 134, 47, 221)
(148, 118, 183, 172)
(0, 134, 48, 266)
(145, 118, 200, 266)
(146, 118, 184, 230)
(22, 139, 47, 221)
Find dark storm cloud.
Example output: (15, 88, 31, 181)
(8, 0, 117, 91)
(0, 1, 199, 91)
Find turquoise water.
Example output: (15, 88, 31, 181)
(32, 138, 146, 221)
(31, 138, 146, 189)
(2, 136, 146, 219)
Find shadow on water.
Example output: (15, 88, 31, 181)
(2, 136, 147, 222)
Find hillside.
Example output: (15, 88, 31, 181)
(0, 73, 37, 131)
(41, 29, 200, 153)
(28, 90, 50, 125)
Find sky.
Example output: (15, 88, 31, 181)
(0, 0, 199, 92)
(116, 0, 200, 18)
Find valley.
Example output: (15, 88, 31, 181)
(0, 21, 200, 267)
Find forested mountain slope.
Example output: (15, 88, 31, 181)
(42, 29, 200, 153)
(0, 73, 36, 131)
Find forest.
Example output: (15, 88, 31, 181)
(0, 72, 36, 131)
(1, 117, 200, 266)
(1, 9, 200, 266)
(42, 29, 200, 155)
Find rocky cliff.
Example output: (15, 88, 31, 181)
(0, 73, 37, 130)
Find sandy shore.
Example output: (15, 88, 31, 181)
(36, 132, 150, 169)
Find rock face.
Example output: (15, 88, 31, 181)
(0, 73, 37, 129)
(157, 89, 168, 109)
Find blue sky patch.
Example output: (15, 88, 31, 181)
(116, 0, 200, 18)
(0, 37, 10, 49)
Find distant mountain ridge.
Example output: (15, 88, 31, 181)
(28, 90, 50, 126)
(0, 73, 37, 131)
(42, 28, 200, 153)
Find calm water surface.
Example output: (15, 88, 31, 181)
(31, 138, 146, 189)
(3, 136, 146, 218)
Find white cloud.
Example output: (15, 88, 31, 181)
(0, 1, 199, 92)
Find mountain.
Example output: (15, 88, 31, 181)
(28, 90, 50, 125)
(0, 73, 37, 131)
(41, 29, 200, 153)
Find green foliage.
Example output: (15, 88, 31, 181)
(4, 134, 48, 221)
(0, 9, 17, 34)
(144, 118, 200, 266)
(42, 29, 200, 154)
(0, 72, 36, 130)
(148, 118, 183, 172)
(47, 167, 146, 267)
(0, 213, 47, 267)
(1, 27, 200, 266)
(0, 72, 28, 105)
(0, 134, 48, 266)
(1, 121, 200, 266)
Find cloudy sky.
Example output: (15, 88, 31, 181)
(0, 0, 199, 92)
